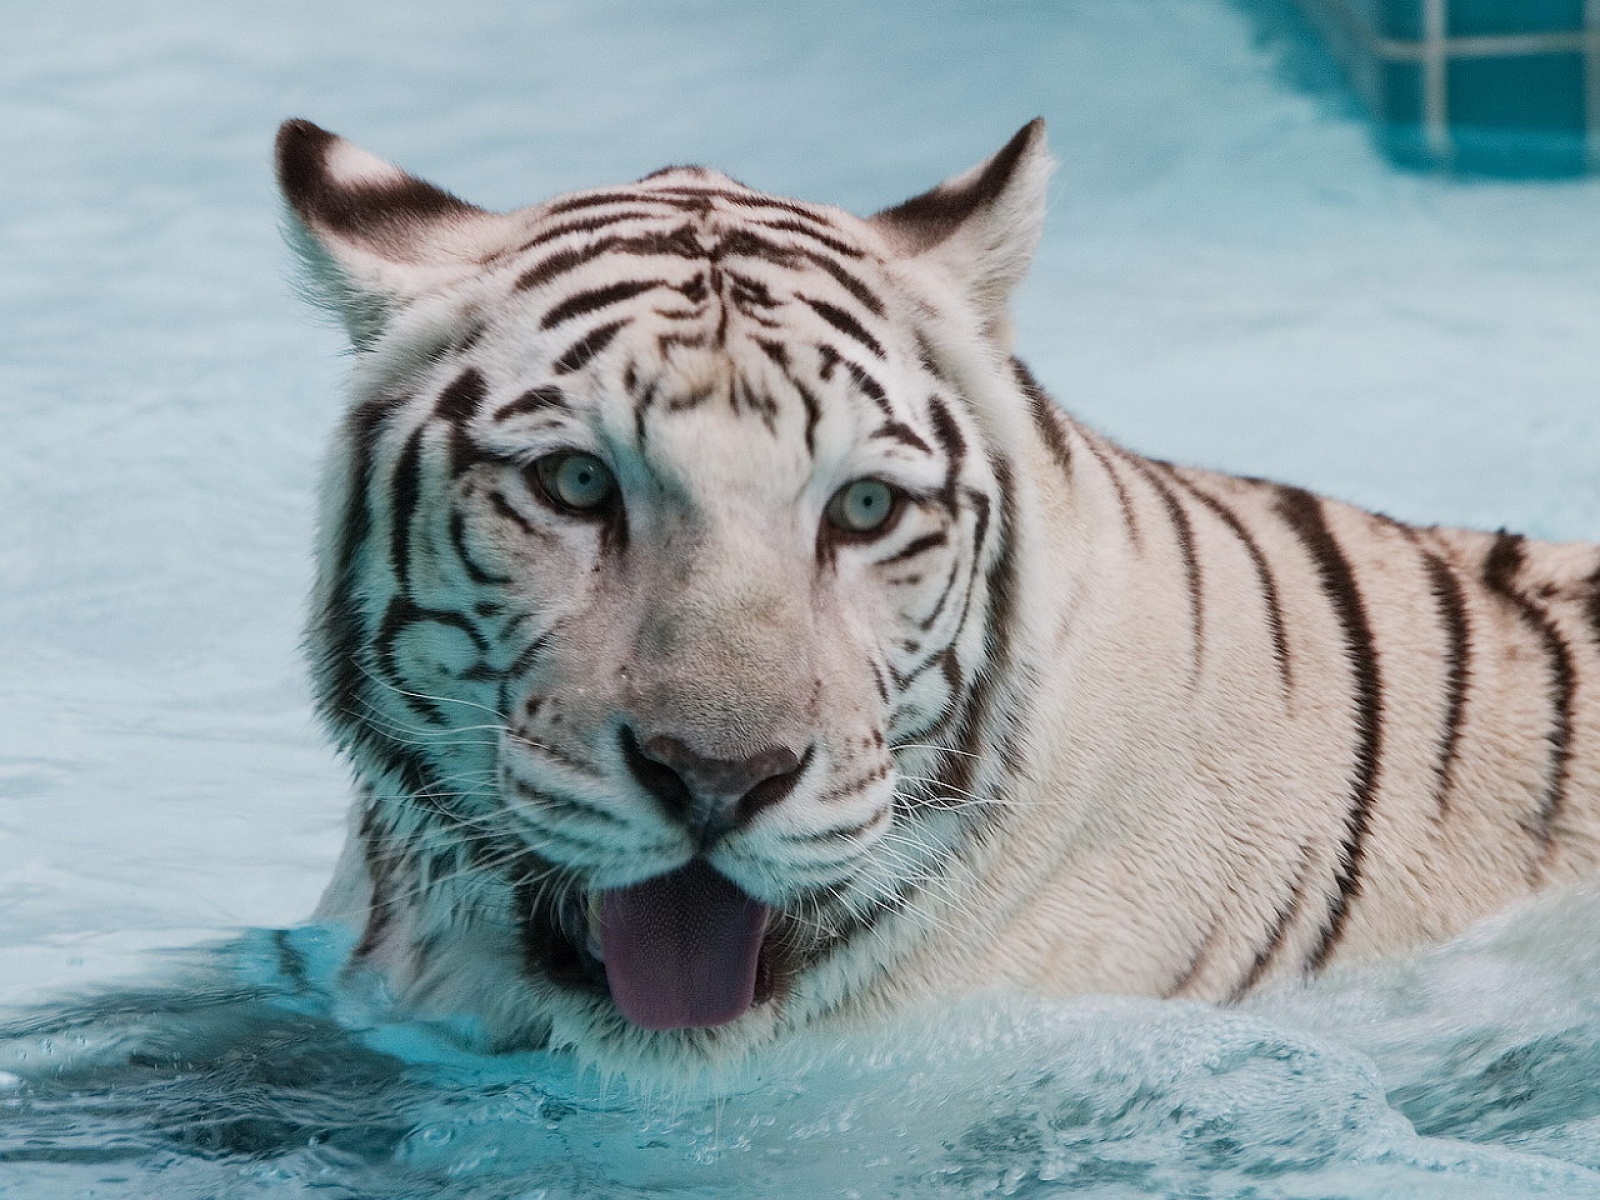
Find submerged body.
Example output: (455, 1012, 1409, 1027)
(277, 119, 1600, 1074)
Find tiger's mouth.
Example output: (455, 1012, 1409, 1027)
(526, 860, 788, 1030)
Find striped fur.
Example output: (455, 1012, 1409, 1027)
(278, 119, 1600, 1075)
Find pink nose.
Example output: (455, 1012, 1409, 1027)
(620, 728, 807, 841)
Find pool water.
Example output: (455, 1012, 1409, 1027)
(4, 1, 1600, 1196)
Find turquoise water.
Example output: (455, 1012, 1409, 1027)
(5, 1, 1600, 1195)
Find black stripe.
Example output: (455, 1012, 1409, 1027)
(353, 804, 397, 960)
(1587, 555, 1600, 646)
(449, 507, 511, 586)
(540, 279, 663, 330)
(435, 367, 485, 426)
(389, 425, 426, 591)
(545, 189, 667, 216)
(804, 297, 885, 359)
(540, 190, 665, 216)
(1483, 530, 1575, 871)
(494, 386, 569, 422)
(1079, 435, 1140, 549)
(1011, 359, 1072, 476)
(435, 368, 487, 475)
(1227, 847, 1315, 1001)
(311, 395, 441, 800)
(746, 216, 866, 260)
(879, 530, 948, 565)
(1164, 922, 1219, 999)
(1169, 469, 1293, 697)
(372, 596, 489, 726)
(515, 244, 607, 293)
(552, 320, 626, 374)
(512, 211, 662, 255)
(926, 397, 966, 473)
(817, 346, 893, 416)
(795, 250, 884, 315)
(513, 227, 703, 292)
(930, 456, 1021, 822)
(1124, 454, 1204, 681)
(872, 420, 933, 455)
(1274, 486, 1383, 973)
(1417, 544, 1471, 817)
(490, 489, 538, 537)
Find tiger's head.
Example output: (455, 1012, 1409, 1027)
(277, 119, 1055, 1070)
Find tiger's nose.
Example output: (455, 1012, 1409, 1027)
(619, 727, 807, 840)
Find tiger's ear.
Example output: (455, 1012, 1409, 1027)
(871, 119, 1053, 339)
(275, 119, 516, 347)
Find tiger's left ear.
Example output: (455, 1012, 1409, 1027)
(275, 119, 519, 348)
(871, 119, 1053, 340)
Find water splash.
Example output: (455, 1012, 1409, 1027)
(6, 893, 1600, 1199)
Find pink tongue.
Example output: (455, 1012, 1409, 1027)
(598, 861, 770, 1031)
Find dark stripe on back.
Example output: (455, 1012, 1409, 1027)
(1227, 846, 1316, 1002)
(1483, 530, 1575, 871)
(1079, 435, 1140, 549)
(1587, 554, 1600, 647)
(552, 321, 626, 375)
(1416, 544, 1471, 817)
(1011, 359, 1072, 476)
(1273, 486, 1383, 973)
(1123, 454, 1205, 680)
(1168, 468, 1294, 697)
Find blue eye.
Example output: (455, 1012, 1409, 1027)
(826, 479, 900, 535)
(532, 451, 617, 513)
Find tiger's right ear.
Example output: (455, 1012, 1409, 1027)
(275, 119, 517, 347)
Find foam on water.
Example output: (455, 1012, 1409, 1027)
(7, 897, 1600, 1198)
(5, 0, 1600, 1195)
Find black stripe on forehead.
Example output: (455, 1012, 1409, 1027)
(540, 278, 666, 329)
(817, 346, 893, 418)
(804, 296, 885, 359)
(552, 320, 626, 375)
(514, 226, 703, 292)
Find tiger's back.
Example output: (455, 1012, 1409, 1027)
(275, 117, 1600, 1073)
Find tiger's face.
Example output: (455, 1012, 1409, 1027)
(280, 119, 1050, 1062)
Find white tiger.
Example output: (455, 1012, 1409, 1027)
(276, 117, 1600, 1075)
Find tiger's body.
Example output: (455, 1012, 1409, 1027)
(277, 118, 1600, 1074)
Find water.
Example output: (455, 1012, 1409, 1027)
(4, 0, 1600, 1195)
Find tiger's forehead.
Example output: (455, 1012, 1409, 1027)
(498, 167, 895, 348)
(468, 169, 924, 493)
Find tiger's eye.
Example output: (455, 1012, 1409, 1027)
(532, 451, 617, 513)
(826, 479, 899, 534)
